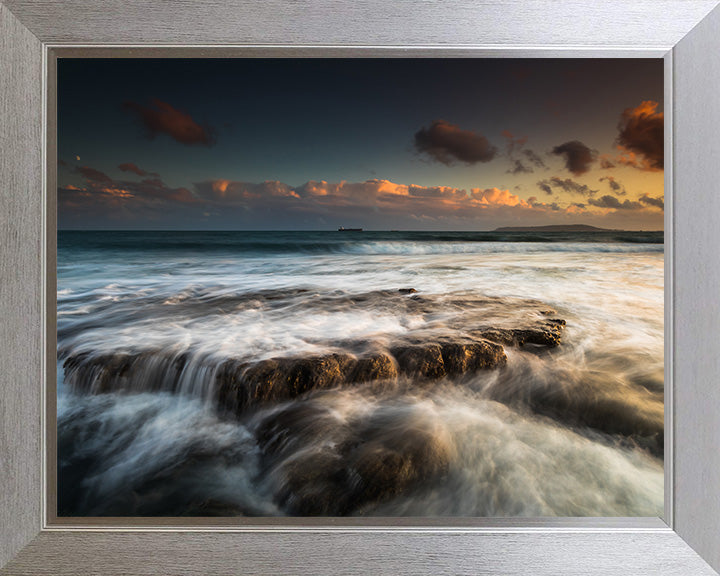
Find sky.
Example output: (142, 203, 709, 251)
(57, 58, 664, 231)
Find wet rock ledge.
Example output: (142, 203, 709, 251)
(217, 339, 507, 413)
(62, 319, 566, 414)
(475, 318, 566, 348)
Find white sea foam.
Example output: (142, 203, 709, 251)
(337, 240, 663, 256)
(56, 233, 664, 516)
(57, 387, 662, 517)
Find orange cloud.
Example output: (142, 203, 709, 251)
(471, 187, 528, 207)
(212, 179, 231, 195)
(615, 100, 663, 171)
(100, 187, 134, 199)
(195, 179, 544, 218)
(195, 180, 299, 202)
(61, 169, 664, 230)
(565, 204, 586, 215)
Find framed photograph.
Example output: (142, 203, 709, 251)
(2, 1, 720, 575)
(52, 55, 667, 522)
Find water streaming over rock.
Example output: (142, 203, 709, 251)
(57, 230, 664, 516)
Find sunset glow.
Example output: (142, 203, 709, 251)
(58, 58, 663, 231)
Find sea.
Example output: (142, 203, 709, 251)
(56, 230, 664, 517)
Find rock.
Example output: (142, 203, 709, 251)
(62, 351, 187, 394)
(349, 353, 398, 383)
(338, 409, 456, 513)
(273, 448, 348, 515)
(478, 320, 565, 348)
(398, 288, 418, 294)
(284, 354, 356, 396)
(474, 329, 516, 346)
(62, 352, 131, 394)
(254, 402, 354, 514)
(440, 340, 507, 376)
(255, 401, 346, 457)
(390, 344, 446, 380)
(66, 336, 510, 413)
(511, 327, 562, 347)
(256, 400, 456, 515)
(217, 353, 357, 413)
(220, 339, 508, 414)
(217, 359, 278, 412)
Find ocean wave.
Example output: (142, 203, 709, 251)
(60, 239, 664, 257)
(58, 230, 664, 257)
(337, 241, 663, 256)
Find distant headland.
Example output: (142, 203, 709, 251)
(493, 224, 619, 232)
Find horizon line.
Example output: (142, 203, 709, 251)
(56, 227, 665, 233)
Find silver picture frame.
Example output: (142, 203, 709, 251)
(2, 1, 720, 574)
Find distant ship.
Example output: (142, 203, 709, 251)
(338, 227, 363, 232)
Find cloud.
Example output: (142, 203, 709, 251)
(502, 131, 546, 174)
(599, 155, 616, 169)
(526, 197, 561, 211)
(615, 101, 663, 171)
(537, 177, 598, 197)
(639, 194, 664, 210)
(76, 165, 112, 183)
(507, 159, 533, 174)
(58, 181, 196, 227)
(599, 176, 627, 196)
(123, 99, 215, 146)
(471, 187, 529, 207)
(60, 168, 664, 230)
(64, 164, 197, 210)
(73, 164, 195, 205)
(195, 178, 532, 216)
(134, 178, 195, 203)
(194, 179, 299, 203)
(523, 149, 547, 169)
(118, 162, 159, 177)
(501, 130, 528, 156)
(414, 120, 497, 165)
(407, 184, 468, 200)
(537, 181, 553, 196)
(587, 195, 642, 210)
(551, 140, 596, 176)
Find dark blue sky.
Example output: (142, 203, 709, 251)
(58, 58, 664, 230)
